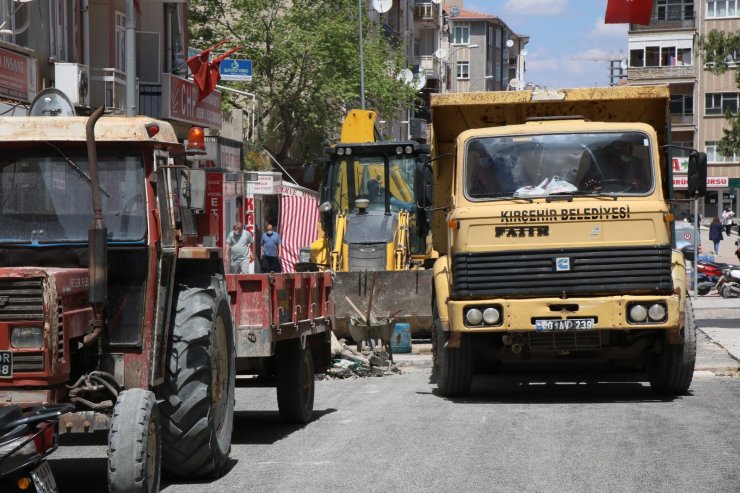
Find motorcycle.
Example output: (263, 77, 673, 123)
(0, 403, 74, 492)
(716, 266, 740, 298)
(736, 239, 740, 263)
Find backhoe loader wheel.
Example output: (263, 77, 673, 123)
(160, 278, 235, 479)
(108, 388, 161, 493)
(276, 339, 315, 424)
(434, 307, 473, 397)
(648, 298, 696, 395)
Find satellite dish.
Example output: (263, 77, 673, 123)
(620, 59, 628, 70)
(506, 39, 514, 48)
(433, 48, 447, 60)
(397, 68, 413, 85)
(372, 0, 392, 13)
(29, 88, 76, 117)
(450, 6, 460, 17)
(413, 72, 427, 90)
(520, 49, 528, 57)
(431, 0, 442, 3)
(509, 78, 520, 89)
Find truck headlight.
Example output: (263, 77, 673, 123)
(11, 327, 44, 348)
(628, 304, 648, 323)
(648, 303, 667, 322)
(465, 308, 483, 326)
(483, 307, 500, 325)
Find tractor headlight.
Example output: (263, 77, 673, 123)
(395, 146, 404, 155)
(337, 147, 345, 156)
(11, 327, 43, 348)
(404, 145, 413, 154)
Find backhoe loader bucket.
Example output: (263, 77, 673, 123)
(331, 270, 433, 339)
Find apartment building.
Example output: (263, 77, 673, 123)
(697, 0, 740, 218)
(628, 0, 740, 219)
(0, 0, 226, 142)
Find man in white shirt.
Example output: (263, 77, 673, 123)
(226, 221, 254, 274)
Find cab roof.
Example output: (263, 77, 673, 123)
(0, 116, 179, 144)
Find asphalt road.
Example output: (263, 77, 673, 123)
(51, 337, 740, 493)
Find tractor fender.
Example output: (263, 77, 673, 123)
(433, 256, 451, 331)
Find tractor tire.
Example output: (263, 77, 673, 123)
(275, 339, 315, 424)
(434, 305, 473, 397)
(648, 298, 696, 395)
(108, 388, 161, 493)
(159, 278, 235, 479)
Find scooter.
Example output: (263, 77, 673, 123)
(0, 403, 74, 492)
(716, 266, 740, 298)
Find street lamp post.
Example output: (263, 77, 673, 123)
(470, 75, 493, 92)
(442, 44, 479, 94)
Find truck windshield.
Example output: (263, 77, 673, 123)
(330, 155, 416, 213)
(464, 131, 653, 200)
(0, 146, 146, 244)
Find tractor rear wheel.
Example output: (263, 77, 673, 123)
(159, 277, 235, 478)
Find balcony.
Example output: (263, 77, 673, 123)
(628, 65, 694, 81)
(629, 16, 695, 32)
(414, 55, 442, 79)
(670, 113, 694, 126)
(414, 2, 440, 28)
(90, 68, 127, 113)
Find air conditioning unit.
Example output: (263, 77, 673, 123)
(54, 63, 90, 107)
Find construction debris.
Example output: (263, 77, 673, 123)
(317, 333, 402, 379)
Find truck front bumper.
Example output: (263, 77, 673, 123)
(448, 294, 681, 333)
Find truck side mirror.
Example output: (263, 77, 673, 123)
(415, 162, 434, 208)
(687, 151, 707, 198)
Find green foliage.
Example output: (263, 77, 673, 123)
(188, 0, 418, 164)
(697, 29, 740, 158)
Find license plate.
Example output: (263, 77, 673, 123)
(30, 461, 58, 493)
(0, 351, 11, 378)
(535, 318, 594, 331)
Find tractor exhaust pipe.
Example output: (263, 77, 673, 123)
(83, 106, 107, 347)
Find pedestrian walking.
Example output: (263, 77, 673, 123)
(225, 221, 254, 274)
(260, 222, 282, 273)
(709, 216, 724, 256)
(722, 206, 734, 236)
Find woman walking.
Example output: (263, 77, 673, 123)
(709, 216, 724, 255)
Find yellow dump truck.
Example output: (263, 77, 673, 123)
(309, 109, 435, 339)
(426, 86, 707, 396)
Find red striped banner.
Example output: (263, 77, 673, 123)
(278, 184, 319, 272)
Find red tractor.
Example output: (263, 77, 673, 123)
(0, 108, 333, 492)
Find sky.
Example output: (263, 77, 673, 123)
(462, 0, 629, 89)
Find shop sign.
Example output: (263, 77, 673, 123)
(671, 157, 688, 174)
(673, 176, 728, 189)
(161, 74, 222, 129)
(0, 47, 36, 102)
(247, 172, 282, 195)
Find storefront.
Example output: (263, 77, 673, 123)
(0, 44, 38, 116)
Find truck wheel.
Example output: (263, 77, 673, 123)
(648, 298, 696, 395)
(108, 388, 161, 493)
(276, 339, 315, 424)
(434, 306, 473, 397)
(160, 278, 235, 478)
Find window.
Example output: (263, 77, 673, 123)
(670, 94, 694, 115)
(630, 49, 645, 67)
(630, 43, 692, 67)
(705, 93, 739, 115)
(457, 61, 470, 79)
(646, 46, 660, 66)
(452, 24, 470, 45)
(707, 0, 738, 17)
(706, 141, 739, 162)
(115, 11, 126, 71)
(657, 0, 694, 20)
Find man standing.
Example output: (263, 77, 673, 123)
(722, 206, 735, 236)
(225, 221, 253, 274)
(261, 222, 282, 273)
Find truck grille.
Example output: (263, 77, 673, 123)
(13, 352, 45, 372)
(452, 246, 673, 299)
(348, 243, 387, 272)
(0, 278, 44, 321)
(528, 331, 601, 352)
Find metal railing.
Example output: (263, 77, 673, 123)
(629, 16, 694, 32)
(414, 55, 442, 79)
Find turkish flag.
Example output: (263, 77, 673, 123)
(186, 40, 229, 101)
(204, 46, 242, 100)
(605, 0, 653, 25)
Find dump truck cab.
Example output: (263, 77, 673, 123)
(429, 86, 707, 397)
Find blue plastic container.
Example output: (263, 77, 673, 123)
(390, 322, 412, 353)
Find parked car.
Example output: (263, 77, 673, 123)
(676, 221, 700, 261)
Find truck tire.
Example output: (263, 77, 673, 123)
(648, 298, 696, 395)
(434, 305, 473, 397)
(108, 388, 161, 493)
(160, 278, 235, 478)
(276, 339, 315, 424)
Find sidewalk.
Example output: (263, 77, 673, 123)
(695, 220, 739, 266)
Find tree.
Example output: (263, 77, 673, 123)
(188, 0, 419, 165)
(697, 29, 740, 158)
